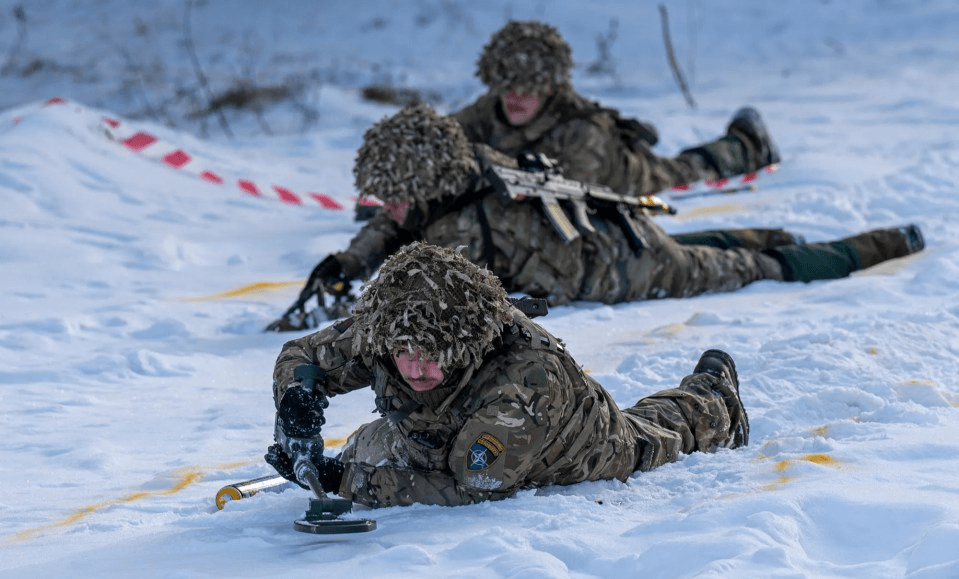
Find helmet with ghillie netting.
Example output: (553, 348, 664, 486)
(476, 20, 573, 94)
(351, 242, 513, 371)
(353, 103, 478, 208)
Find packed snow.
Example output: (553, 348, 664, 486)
(2, 1, 958, 577)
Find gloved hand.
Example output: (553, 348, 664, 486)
(265, 442, 309, 489)
(266, 364, 344, 491)
(264, 443, 346, 493)
(304, 254, 351, 299)
(277, 381, 329, 438)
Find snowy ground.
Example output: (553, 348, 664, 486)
(2, 1, 959, 577)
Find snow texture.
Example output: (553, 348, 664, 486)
(2, 1, 958, 577)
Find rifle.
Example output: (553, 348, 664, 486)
(486, 154, 675, 251)
(264, 270, 355, 332)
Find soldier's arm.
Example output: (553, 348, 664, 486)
(448, 378, 557, 495)
(272, 318, 373, 407)
(338, 364, 564, 508)
(335, 211, 416, 281)
(551, 117, 640, 195)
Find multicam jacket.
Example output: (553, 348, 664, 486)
(273, 309, 741, 507)
(336, 146, 782, 307)
(453, 88, 713, 196)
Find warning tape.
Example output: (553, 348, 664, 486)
(664, 163, 779, 199)
(99, 114, 345, 211)
(13, 97, 346, 212)
(15, 97, 773, 210)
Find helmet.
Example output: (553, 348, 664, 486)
(476, 20, 573, 94)
(353, 103, 478, 207)
(351, 242, 512, 371)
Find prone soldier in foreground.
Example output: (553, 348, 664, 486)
(268, 103, 923, 332)
(266, 242, 749, 507)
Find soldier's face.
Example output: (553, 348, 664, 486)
(502, 92, 544, 125)
(383, 201, 411, 224)
(393, 348, 445, 391)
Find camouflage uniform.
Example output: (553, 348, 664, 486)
(454, 88, 733, 196)
(272, 243, 747, 507)
(452, 20, 776, 196)
(325, 104, 923, 310)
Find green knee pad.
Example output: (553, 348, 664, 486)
(765, 241, 861, 283)
(672, 230, 744, 249)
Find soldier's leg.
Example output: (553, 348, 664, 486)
(621, 229, 785, 301)
(765, 224, 924, 283)
(582, 214, 787, 303)
(633, 144, 720, 194)
(623, 350, 747, 472)
(672, 228, 804, 250)
(678, 107, 780, 178)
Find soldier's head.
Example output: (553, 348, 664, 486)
(476, 20, 573, 125)
(353, 103, 478, 228)
(351, 242, 513, 390)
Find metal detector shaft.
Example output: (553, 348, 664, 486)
(299, 468, 327, 500)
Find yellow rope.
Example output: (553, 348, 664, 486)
(175, 280, 304, 302)
(8, 437, 348, 542)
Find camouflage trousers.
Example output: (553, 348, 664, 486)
(578, 216, 786, 304)
(623, 371, 747, 472)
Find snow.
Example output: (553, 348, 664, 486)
(2, 0, 959, 577)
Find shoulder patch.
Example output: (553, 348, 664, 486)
(467, 432, 505, 471)
(333, 317, 355, 333)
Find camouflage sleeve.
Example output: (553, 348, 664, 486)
(447, 380, 555, 496)
(339, 355, 571, 508)
(335, 211, 416, 280)
(550, 117, 641, 195)
(272, 317, 373, 407)
(342, 462, 513, 508)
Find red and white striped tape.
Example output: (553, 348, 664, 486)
(98, 112, 344, 211)
(10, 98, 342, 210)
(16, 97, 773, 209)
(666, 164, 777, 197)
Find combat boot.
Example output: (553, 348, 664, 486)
(725, 106, 781, 172)
(678, 107, 779, 179)
(767, 224, 924, 283)
(694, 349, 748, 447)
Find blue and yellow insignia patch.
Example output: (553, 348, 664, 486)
(467, 433, 505, 471)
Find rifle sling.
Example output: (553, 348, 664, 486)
(430, 183, 497, 270)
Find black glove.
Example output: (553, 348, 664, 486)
(265, 442, 309, 489)
(278, 382, 329, 439)
(264, 444, 346, 493)
(265, 256, 352, 332)
(314, 455, 346, 493)
(305, 255, 351, 299)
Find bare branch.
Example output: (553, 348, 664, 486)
(1, 5, 28, 75)
(183, 0, 234, 139)
(658, 4, 696, 109)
